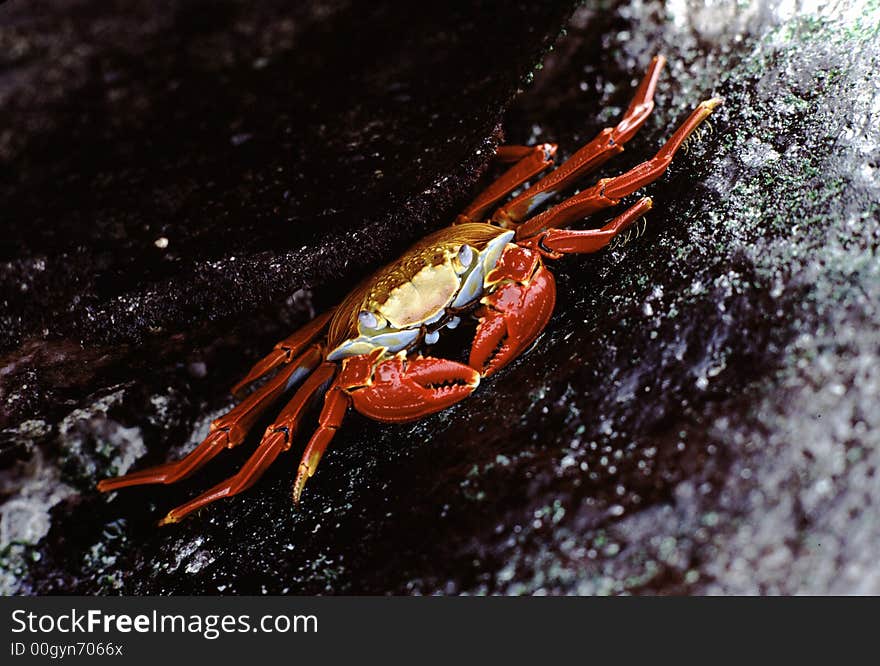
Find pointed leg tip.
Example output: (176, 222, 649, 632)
(634, 196, 653, 211)
(157, 513, 179, 527)
(292, 486, 304, 505)
(293, 459, 314, 504)
(702, 97, 724, 112)
(292, 477, 307, 505)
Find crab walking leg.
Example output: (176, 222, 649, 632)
(520, 197, 654, 258)
(494, 145, 547, 162)
(493, 55, 666, 226)
(516, 98, 722, 240)
(158, 363, 337, 525)
(97, 345, 324, 492)
(292, 384, 351, 503)
(231, 308, 335, 396)
(455, 143, 557, 224)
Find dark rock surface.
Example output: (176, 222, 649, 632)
(2, 0, 878, 594)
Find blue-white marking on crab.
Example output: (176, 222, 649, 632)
(327, 328, 420, 361)
(285, 363, 319, 390)
(326, 230, 515, 361)
(451, 231, 513, 308)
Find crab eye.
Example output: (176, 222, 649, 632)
(358, 310, 381, 330)
(457, 244, 474, 272)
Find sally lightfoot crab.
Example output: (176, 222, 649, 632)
(98, 56, 721, 524)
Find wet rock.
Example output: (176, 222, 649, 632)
(2, 0, 879, 595)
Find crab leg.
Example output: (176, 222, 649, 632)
(455, 143, 557, 224)
(158, 363, 337, 525)
(520, 197, 653, 258)
(231, 309, 335, 396)
(492, 145, 545, 163)
(292, 384, 351, 503)
(493, 55, 666, 226)
(516, 98, 722, 240)
(97, 345, 324, 492)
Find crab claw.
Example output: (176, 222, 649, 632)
(350, 356, 480, 422)
(470, 265, 556, 376)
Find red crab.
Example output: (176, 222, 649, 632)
(98, 56, 720, 524)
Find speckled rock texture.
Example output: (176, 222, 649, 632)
(2, 0, 878, 595)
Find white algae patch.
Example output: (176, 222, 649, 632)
(58, 386, 147, 479)
(0, 449, 75, 549)
(0, 448, 76, 595)
(161, 536, 216, 576)
(0, 386, 147, 593)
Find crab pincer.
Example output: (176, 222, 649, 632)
(347, 356, 481, 422)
